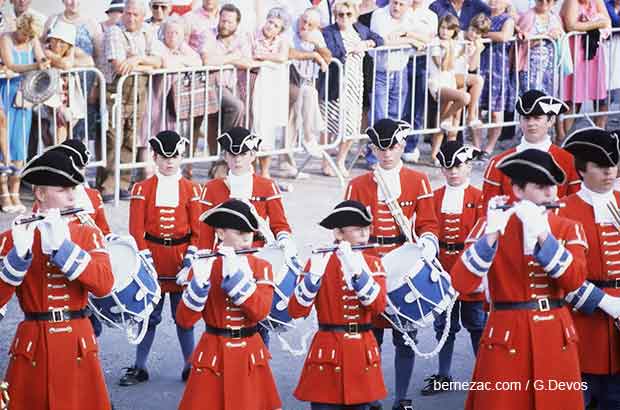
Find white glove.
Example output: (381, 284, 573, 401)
(11, 216, 38, 258)
(308, 250, 330, 283)
(514, 200, 550, 238)
(485, 196, 517, 235)
(219, 245, 241, 279)
(419, 236, 438, 262)
(278, 235, 298, 261)
(336, 241, 364, 289)
(599, 293, 620, 319)
(38, 209, 70, 255)
(190, 255, 215, 288)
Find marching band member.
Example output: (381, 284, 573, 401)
(288, 200, 388, 410)
(452, 149, 588, 409)
(557, 128, 620, 409)
(0, 149, 114, 410)
(199, 127, 296, 346)
(176, 199, 281, 410)
(345, 118, 439, 410)
(421, 141, 488, 395)
(120, 130, 202, 386)
(481, 89, 580, 210)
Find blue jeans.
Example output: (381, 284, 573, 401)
(433, 300, 487, 377)
(583, 373, 620, 409)
(311, 404, 369, 409)
(402, 57, 428, 153)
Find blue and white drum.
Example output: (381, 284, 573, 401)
(88, 236, 161, 344)
(255, 246, 303, 332)
(382, 243, 457, 329)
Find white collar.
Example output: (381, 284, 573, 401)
(227, 170, 253, 200)
(517, 135, 552, 152)
(155, 170, 181, 208)
(375, 162, 403, 202)
(577, 184, 617, 224)
(441, 181, 469, 214)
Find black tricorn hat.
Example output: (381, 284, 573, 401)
(366, 119, 411, 150)
(515, 89, 569, 117)
(46, 139, 91, 168)
(217, 127, 262, 155)
(21, 150, 85, 187)
(562, 127, 620, 167)
(149, 130, 189, 158)
(319, 200, 373, 229)
(437, 141, 481, 168)
(497, 149, 566, 186)
(199, 199, 260, 232)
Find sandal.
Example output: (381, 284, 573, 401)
(0, 193, 16, 213)
(322, 164, 336, 177)
(279, 163, 299, 179)
(301, 139, 323, 159)
(9, 193, 26, 214)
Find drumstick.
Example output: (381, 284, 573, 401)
(494, 203, 565, 210)
(311, 243, 379, 254)
(16, 207, 85, 225)
(194, 247, 262, 259)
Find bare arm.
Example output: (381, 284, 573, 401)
(1, 36, 47, 73)
(562, 0, 609, 31)
(485, 18, 515, 42)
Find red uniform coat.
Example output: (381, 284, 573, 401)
(32, 187, 111, 236)
(452, 214, 587, 410)
(433, 185, 485, 302)
(482, 145, 580, 211)
(199, 175, 292, 250)
(559, 192, 620, 375)
(130, 176, 202, 293)
(0, 219, 114, 410)
(345, 167, 440, 257)
(288, 254, 388, 405)
(176, 256, 281, 410)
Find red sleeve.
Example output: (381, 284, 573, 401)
(553, 221, 588, 293)
(414, 174, 439, 239)
(451, 219, 487, 295)
(0, 232, 16, 307)
(176, 297, 203, 329)
(73, 227, 115, 297)
(91, 191, 111, 236)
(344, 180, 360, 201)
(364, 257, 387, 316)
(288, 259, 313, 319)
(198, 184, 216, 251)
(129, 182, 148, 251)
(481, 158, 503, 214)
(565, 165, 582, 196)
(239, 259, 275, 322)
(265, 181, 292, 236)
(188, 182, 202, 248)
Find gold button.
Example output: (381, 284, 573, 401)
(335, 367, 341, 372)
(319, 365, 324, 372)
(32, 361, 36, 367)
(488, 345, 493, 350)
(365, 367, 369, 372)
(509, 349, 516, 355)
(46, 262, 52, 268)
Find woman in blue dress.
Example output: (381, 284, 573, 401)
(0, 13, 50, 213)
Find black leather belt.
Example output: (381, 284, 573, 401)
(491, 298, 563, 312)
(439, 241, 465, 251)
(319, 323, 373, 334)
(590, 279, 620, 289)
(204, 324, 258, 339)
(369, 235, 407, 246)
(24, 308, 89, 323)
(144, 232, 191, 247)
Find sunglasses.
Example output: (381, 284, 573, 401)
(337, 11, 354, 18)
(151, 4, 168, 10)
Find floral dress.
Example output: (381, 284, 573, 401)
(518, 13, 557, 96)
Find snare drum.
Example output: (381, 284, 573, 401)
(89, 236, 161, 344)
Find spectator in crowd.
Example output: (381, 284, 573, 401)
(225, 0, 266, 35)
(98, 0, 163, 201)
(100, 0, 124, 32)
(367, 0, 422, 167)
(146, 0, 172, 36)
(286, 7, 332, 177)
(170, 0, 200, 15)
(477, 5, 515, 159)
(41, 21, 94, 145)
(5, 0, 46, 33)
(360, 0, 380, 15)
(607, 0, 620, 103)
(249, 7, 292, 178)
(401, 0, 438, 163)
(320, 0, 383, 176)
(516, 0, 563, 98)
(558, 0, 611, 141)
(0, 12, 49, 213)
(140, 17, 202, 180)
(184, 0, 219, 52)
(429, 0, 491, 29)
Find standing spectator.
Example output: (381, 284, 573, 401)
(0, 12, 49, 213)
(320, 0, 383, 176)
(250, 7, 292, 178)
(367, 0, 420, 167)
(98, 0, 163, 201)
(605, 0, 620, 104)
(4, 0, 46, 33)
(146, 0, 172, 36)
(286, 7, 332, 177)
(184, 0, 220, 52)
(429, 0, 491, 29)
(516, 0, 564, 96)
(95, 0, 124, 68)
(477, 4, 515, 159)
(42, 0, 99, 60)
(226, 0, 265, 34)
(558, 0, 611, 141)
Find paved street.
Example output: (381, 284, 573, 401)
(0, 149, 491, 410)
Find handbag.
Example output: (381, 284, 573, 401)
(168, 71, 220, 120)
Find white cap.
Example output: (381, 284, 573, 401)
(48, 21, 77, 47)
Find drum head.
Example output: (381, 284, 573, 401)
(106, 241, 140, 290)
(255, 246, 286, 284)
(382, 243, 423, 292)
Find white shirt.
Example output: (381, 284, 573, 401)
(577, 184, 618, 225)
(441, 181, 469, 214)
(516, 135, 553, 152)
(375, 161, 403, 201)
(227, 171, 253, 200)
(370, 6, 413, 72)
